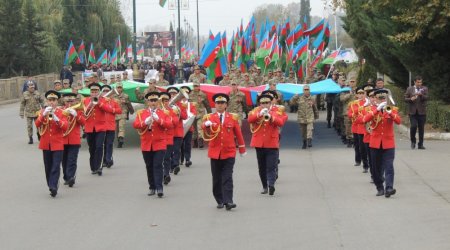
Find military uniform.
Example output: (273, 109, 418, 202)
(290, 93, 318, 148)
(20, 88, 44, 143)
(188, 72, 207, 83)
(240, 74, 255, 87)
(189, 87, 211, 148)
(201, 93, 246, 210)
(114, 84, 134, 147)
(218, 77, 231, 86)
(135, 85, 160, 101)
(285, 75, 297, 84)
(340, 89, 355, 146)
(252, 72, 263, 86)
(156, 73, 170, 86)
(227, 89, 248, 125)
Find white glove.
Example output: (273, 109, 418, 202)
(68, 108, 77, 117)
(204, 120, 212, 127)
(43, 106, 53, 116)
(152, 112, 159, 121)
(376, 102, 387, 111)
(240, 152, 247, 157)
(363, 98, 370, 107)
(53, 114, 60, 122)
(259, 108, 268, 117)
(187, 112, 194, 117)
(144, 116, 152, 125)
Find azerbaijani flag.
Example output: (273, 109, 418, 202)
(96, 49, 108, 65)
(75, 40, 86, 65)
(321, 50, 339, 65)
(116, 35, 122, 54)
(126, 44, 132, 57)
(159, 0, 167, 7)
(88, 43, 96, 64)
(137, 45, 144, 58)
(198, 32, 221, 68)
(63, 40, 78, 65)
(110, 48, 118, 66)
(292, 37, 309, 62)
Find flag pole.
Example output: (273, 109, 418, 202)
(325, 44, 342, 79)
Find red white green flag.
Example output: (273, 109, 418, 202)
(64, 40, 78, 65)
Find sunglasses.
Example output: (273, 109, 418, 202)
(215, 101, 226, 104)
(260, 101, 270, 104)
(304, 89, 310, 91)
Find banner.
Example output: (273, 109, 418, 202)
(144, 31, 175, 48)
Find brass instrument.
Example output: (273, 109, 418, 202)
(92, 97, 99, 105)
(63, 102, 85, 116)
(263, 109, 271, 122)
(169, 88, 189, 106)
(48, 109, 54, 121)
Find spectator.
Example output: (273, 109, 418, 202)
(404, 75, 428, 150)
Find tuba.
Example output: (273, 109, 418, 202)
(169, 88, 189, 106)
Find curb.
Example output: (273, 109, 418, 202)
(397, 123, 450, 141)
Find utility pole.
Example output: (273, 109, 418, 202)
(177, 0, 183, 82)
(196, 0, 200, 55)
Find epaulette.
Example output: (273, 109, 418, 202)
(392, 106, 399, 112)
(181, 102, 188, 108)
(276, 105, 286, 113)
(136, 109, 144, 115)
(230, 113, 238, 121)
(35, 110, 41, 117)
(164, 109, 170, 115)
(202, 113, 210, 121)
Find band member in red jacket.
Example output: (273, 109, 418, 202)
(180, 86, 197, 167)
(248, 94, 287, 195)
(201, 93, 246, 210)
(160, 92, 179, 185)
(133, 92, 171, 197)
(362, 89, 401, 198)
(100, 85, 122, 169)
(348, 85, 372, 172)
(166, 87, 188, 176)
(61, 93, 86, 187)
(83, 83, 116, 176)
(35, 90, 68, 197)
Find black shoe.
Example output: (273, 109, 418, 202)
(164, 175, 171, 185)
(278, 159, 280, 164)
(106, 161, 113, 168)
(173, 166, 180, 175)
(347, 140, 353, 148)
(411, 142, 416, 149)
(261, 188, 268, 194)
(82, 133, 87, 139)
(28, 136, 33, 144)
(91, 170, 97, 175)
(302, 140, 307, 149)
(376, 189, 385, 196)
(117, 137, 124, 148)
(148, 189, 156, 196)
(180, 160, 184, 165)
(385, 188, 396, 198)
(225, 203, 236, 210)
(354, 162, 361, 167)
(97, 170, 102, 176)
(157, 190, 164, 198)
(216, 203, 224, 209)
(418, 145, 426, 150)
(362, 169, 368, 173)
(50, 189, 57, 197)
(185, 161, 192, 167)
(269, 186, 275, 195)
(63, 180, 69, 185)
(68, 178, 75, 187)
(307, 138, 312, 147)
(327, 121, 331, 128)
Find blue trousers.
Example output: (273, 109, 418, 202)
(43, 150, 63, 190)
(365, 143, 373, 179)
(181, 131, 193, 163)
(256, 148, 278, 188)
(211, 158, 235, 204)
(103, 130, 115, 165)
(86, 131, 105, 172)
(142, 150, 166, 191)
(163, 144, 174, 176)
(370, 147, 395, 190)
(171, 137, 183, 168)
(62, 145, 80, 182)
(354, 133, 368, 169)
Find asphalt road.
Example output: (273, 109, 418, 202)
(1, 102, 450, 250)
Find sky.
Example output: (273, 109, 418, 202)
(120, 0, 332, 36)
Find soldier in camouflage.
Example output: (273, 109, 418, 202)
(227, 81, 248, 125)
(340, 77, 357, 147)
(189, 82, 211, 148)
(20, 81, 44, 144)
(135, 79, 160, 101)
(240, 73, 255, 87)
(219, 73, 232, 86)
(188, 65, 207, 83)
(157, 72, 170, 86)
(114, 82, 134, 148)
(285, 70, 297, 84)
(268, 81, 284, 105)
(289, 85, 319, 149)
(269, 68, 285, 85)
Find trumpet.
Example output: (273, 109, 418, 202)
(48, 109, 54, 120)
(92, 97, 99, 105)
(263, 111, 271, 121)
(169, 89, 189, 106)
(63, 102, 85, 116)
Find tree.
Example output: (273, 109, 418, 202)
(300, 0, 311, 27)
(0, 0, 24, 77)
(21, 0, 48, 75)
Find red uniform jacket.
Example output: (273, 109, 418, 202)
(133, 108, 171, 151)
(163, 107, 179, 145)
(248, 106, 287, 148)
(201, 112, 246, 159)
(63, 109, 86, 145)
(35, 108, 68, 151)
(348, 99, 366, 134)
(104, 98, 122, 131)
(354, 105, 374, 144)
(362, 106, 401, 149)
(83, 97, 116, 133)
(174, 102, 188, 138)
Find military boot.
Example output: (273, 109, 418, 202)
(193, 139, 198, 148)
(302, 140, 307, 149)
(198, 138, 204, 149)
(327, 121, 331, 128)
(37, 132, 41, 141)
(117, 137, 124, 148)
(347, 139, 353, 148)
(28, 136, 33, 144)
(307, 138, 312, 147)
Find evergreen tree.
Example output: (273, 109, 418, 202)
(0, 0, 24, 77)
(300, 0, 311, 27)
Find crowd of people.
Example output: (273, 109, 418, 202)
(19, 62, 428, 208)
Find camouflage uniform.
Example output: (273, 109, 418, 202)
(188, 73, 207, 83)
(114, 91, 133, 141)
(135, 86, 160, 101)
(227, 89, 248, 125)
(333, 93, 343, 135)
(285, 76, 297, 84)
(240, 74, 255, 87)
(156, 74, 170, 86)
(290, 94, 318, 145)
(340, 90, 355, 143)
(20, 89, 44, 140)
(268, 76, 285, 85)
(189, 89, 211, 146)
(218, 78, 232, 86)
